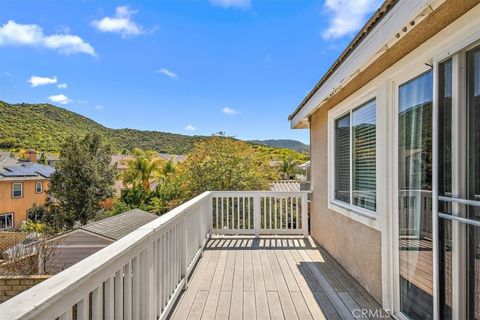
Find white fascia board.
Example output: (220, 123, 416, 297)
(290, 0, 444, 128)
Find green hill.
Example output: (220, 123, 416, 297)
(0, 101, 308, 162)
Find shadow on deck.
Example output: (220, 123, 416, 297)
(170, 236, 391, 320)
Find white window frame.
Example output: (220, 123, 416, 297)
(0, 213, 14, 230)
(35, 181, 43, 194)
(12, 182, 23, 199)
(328, 89, 378, 220)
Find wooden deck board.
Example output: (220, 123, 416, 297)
(170, 236, 391, 320)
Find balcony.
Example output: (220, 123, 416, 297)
(0, 191, 389, 319)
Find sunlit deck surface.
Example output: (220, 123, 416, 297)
(170, 236, 391, 320)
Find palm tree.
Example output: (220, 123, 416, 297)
(279, 158, 301, 180)
(122, 149, 165, 190)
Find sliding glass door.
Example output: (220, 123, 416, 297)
(437, 45, 480, 320)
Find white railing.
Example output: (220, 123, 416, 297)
(0, 190, 309, 319)
(399, 189, 432, 238)
(212, 191, 309, 236)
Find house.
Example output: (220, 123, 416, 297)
(2, 1, 479, 319)
(0, 150, 54, 230)
(289, 0, 480, 319)
(42, 209, 159, 273)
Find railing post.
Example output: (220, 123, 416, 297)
(301, 193, 309, 237)
(208, 194, 213, 232)
(254, 194, 261, 237)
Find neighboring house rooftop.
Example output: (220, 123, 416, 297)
(270, 180, 301, 192)
(79, 209, 159, 241)
(0, 158, 55, 181)
(158, 153, 187, 163)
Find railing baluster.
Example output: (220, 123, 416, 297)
(105, 276, 114, 320)
(295, 197, 299, 230)
(125, 261, 132, 320)
(290, 197, 293, 230)
(145, 242, 155, 319)
(242, 197, 245, 230)
(92, 284, 103, 320)
(77, 296, 89, 320)
(274, 197, 277, 229)
(262, 197, 266, 230)
(115, 269, 124, 320)
(133, 256, 140, 319)
(221, 197, 224, 230)
(59, 308, 72, 320)
(216, 197, 219, 229)
(280, 197, 283, 229)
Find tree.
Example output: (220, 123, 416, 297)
(179, 136, 272, 198)
(121, 149, 165, 191)
(47, 133, 116, 229)
(279, 158, 301, 180)
(38, 152, 48, 165)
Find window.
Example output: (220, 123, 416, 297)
(0, 213, 13, 230)
(334, 99, 377, 212)
(12, 182, 23, 198)
(35, 181, 43, 193)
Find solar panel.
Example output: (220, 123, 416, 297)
(31, 164, 55, 177)
(0, 164, 55, 177)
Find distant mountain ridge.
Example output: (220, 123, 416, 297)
(249, 139, 309, 153)
(0, 101, 308, 162)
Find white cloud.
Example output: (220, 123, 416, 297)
(95, 105, 104, 110)
(157, 68, 178, 79)
(48, 94, 71, 104)
(57, 83, 68, 89)
(209, 0, 251, 9)
(321, 0, 381, 40)
(3, 72, 11, 77)
(92, 6, 143, 37)
(184, 124, 197, 131)
(76, 100, 88, 104)
(28, 75, 57, 87)
(0, 20, 95, 55)
(222, 107, 238, 115)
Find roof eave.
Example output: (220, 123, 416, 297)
(288, 0, 398, 126)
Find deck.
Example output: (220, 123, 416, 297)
(170, 236, 390, 320)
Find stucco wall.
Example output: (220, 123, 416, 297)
(0, 179, 49, 229)
(310, 107, 382, 303)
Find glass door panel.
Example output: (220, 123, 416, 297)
(398, 70, 434, 320)
(466, 45, 480, 320)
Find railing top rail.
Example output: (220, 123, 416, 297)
(211, 190, 311, 195)
(0, 191, 212, 320)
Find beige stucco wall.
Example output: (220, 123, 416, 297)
(310, 107, 382, 303)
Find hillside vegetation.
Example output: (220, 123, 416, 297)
(0, 101, 308, 162)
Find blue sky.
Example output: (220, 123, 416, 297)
(0, 0, 380, 144)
